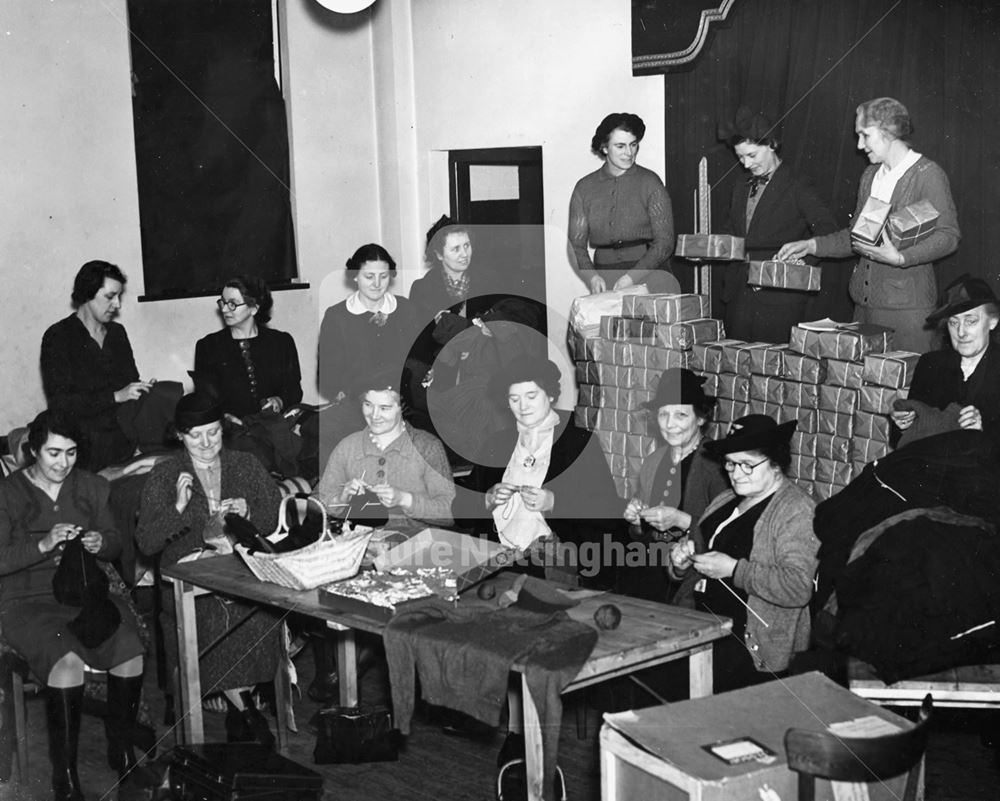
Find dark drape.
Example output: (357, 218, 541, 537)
(129, 0, 297, 299)
(652, 0, 1000, 319)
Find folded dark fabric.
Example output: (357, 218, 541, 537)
(116, 380, 184, 451)
(893, 397, 962, 448)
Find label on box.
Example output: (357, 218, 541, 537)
(862, 350, 921, 389)
(748, 260, 821, 292)
(653, 318, 724, 350)
(675, 234, 746, 261)
(621, 293, 710, 323)
(819, 385, 859, 415)
(702, 737, 777, 766)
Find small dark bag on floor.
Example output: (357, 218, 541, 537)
(312, 705, 398, 764)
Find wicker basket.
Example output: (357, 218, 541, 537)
(235, 495, 374, 591)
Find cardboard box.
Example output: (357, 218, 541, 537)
(747, 259, 821, 292)
(781, 352, 826, 384)
(674, 233, 746, 261)
(654, 318, 725, 350)
(851, 195, 892, 245)
(888, 199, 939, 249)
(622, 293, 710, 323)
(789, 324, 893, 362)
(862, 350, 921, 389)
(601, 672, 914, 801)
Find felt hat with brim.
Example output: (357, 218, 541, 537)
(174, 391, 223, 431)
(642, 368, 712, 411)
(927, 274, 999, 322)
(350, 367, 404, 399)
(704, 414, 796, 457)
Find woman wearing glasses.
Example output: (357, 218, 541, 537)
(193, 275, 304, 475)
(669, 415, 818, 691)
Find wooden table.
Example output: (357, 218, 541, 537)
(848, 657, 1000, 709)
(163, 556, 732, 801)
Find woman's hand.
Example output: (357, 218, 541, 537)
(958, 404, 984, 431)
(370, 483, 413, 510)
(612, 275, 635, 291)
(623, 497, 645, 524)
(776, 238, 817, 261)
(589, 275, 607, 294)
(114, 380, 154, 403)
(691, 550, 738, 580)
(39, 523, 81, 555)
(639, 505, 691, 533)
(80, 529, 104, 554)
(890, 408, 916, 431)
(852, 236, 905, 266)
(260, 396, 283, 414)
(519, 486, 554, 513)
(485, 482, 519, 509)
(175, 471, 195, 514)
(669, 538, 695, 570)
(220, 497, 249, 518)
(339, 478, 368, 505)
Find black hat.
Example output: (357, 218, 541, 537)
(488, 355, 562, 405)
(174, 391, 223, 431)
(704, 414, 796, 457)
(642, 368, 712, 411)
(350, 366, 404, 399)
(926, 274, 999, 322)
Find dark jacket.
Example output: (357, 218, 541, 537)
(467, 411, 625, 579)
(194, 327, 302, 419)
(720, 162, 838, 306)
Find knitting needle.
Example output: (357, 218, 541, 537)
(715, 578, 770, 628)
(951, 620, 995, 640)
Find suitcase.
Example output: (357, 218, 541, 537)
(169, 743, 324, 801)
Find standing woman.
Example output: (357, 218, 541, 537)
(41, 261, 157, 471)
(778, 97, 960, 353)
(568, 112, 675, 294)
(717, 109, 838, 343)
(669, 415, 818, 692)
(317, 244, 418, 463)
(0, 411, 148, 800)
(621, 369, 728, 603)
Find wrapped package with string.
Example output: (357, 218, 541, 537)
(862, 350, 921, 389)
(817, 410, 854, 439)
(577, 384, 653, 411)
(818, 385, 859, 416)
(816, 457, 854, 486)
(568, 285, 649, 338)
(674, 233, 745, 260)
(715, 374, 751, 402)
(749, 375, 787, 405)
(653, 318, 724, 350)
(599, 315, 656, 343)
(784, 381, 820, 410)
(825, 358, 865, 389)
(813, 433, 852, 463)
(692, 370, 719, 398)
(855, 410, 892, 443)
(631, 366, 663, 391)
(624, 343, 688, 371)
(887, 199, 939, 249)
(690, 339, 743, 373)
(790, 432, 817, 457)
(851, 196, 892, 245)
(789, 324, 893, 362)
(574, 361, 631, 387)
(781, 352, 826, 384)
(853, 437, 890, 466)
(747, 259, 821, 292)
(859, 385, 908, 415)
(621, 292, 709, 323)
(780, 406, 818, 434)
(789, 454, 817, 482)
(721, 341, 773, 376)
(714, 399, 750, 423)
(749, 343, 788, 377)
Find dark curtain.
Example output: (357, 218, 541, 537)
(129, 0, 297, 299)
(651, 0, 1000, 320)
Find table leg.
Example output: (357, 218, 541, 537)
(335, 628, 358, 707)
(273, 625, 290, 751)
(520, 674, 546, 801)
(507, 679, 523, 734)
(173, 579, 204, 744)
(689, 644, 713, 698)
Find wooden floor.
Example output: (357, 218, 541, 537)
(2, 604, 999, 800)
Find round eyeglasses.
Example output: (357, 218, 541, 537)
(723, 457, 769, 475)
(216, 298, 248, 312)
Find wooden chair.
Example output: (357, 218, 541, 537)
(784, 693, 933, 801)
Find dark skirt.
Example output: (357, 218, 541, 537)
(160, 589, 282, 693)
(1, 597, 145, 684)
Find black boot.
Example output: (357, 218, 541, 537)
(0, 653, 16, 782)
(307, 633, 338, 703)
(46, 685, 85, 801)
(105, 674, 159, 797)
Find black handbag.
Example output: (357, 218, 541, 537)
(312, 705, 398, 764)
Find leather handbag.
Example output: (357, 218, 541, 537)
(312, 705, 398, 764)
